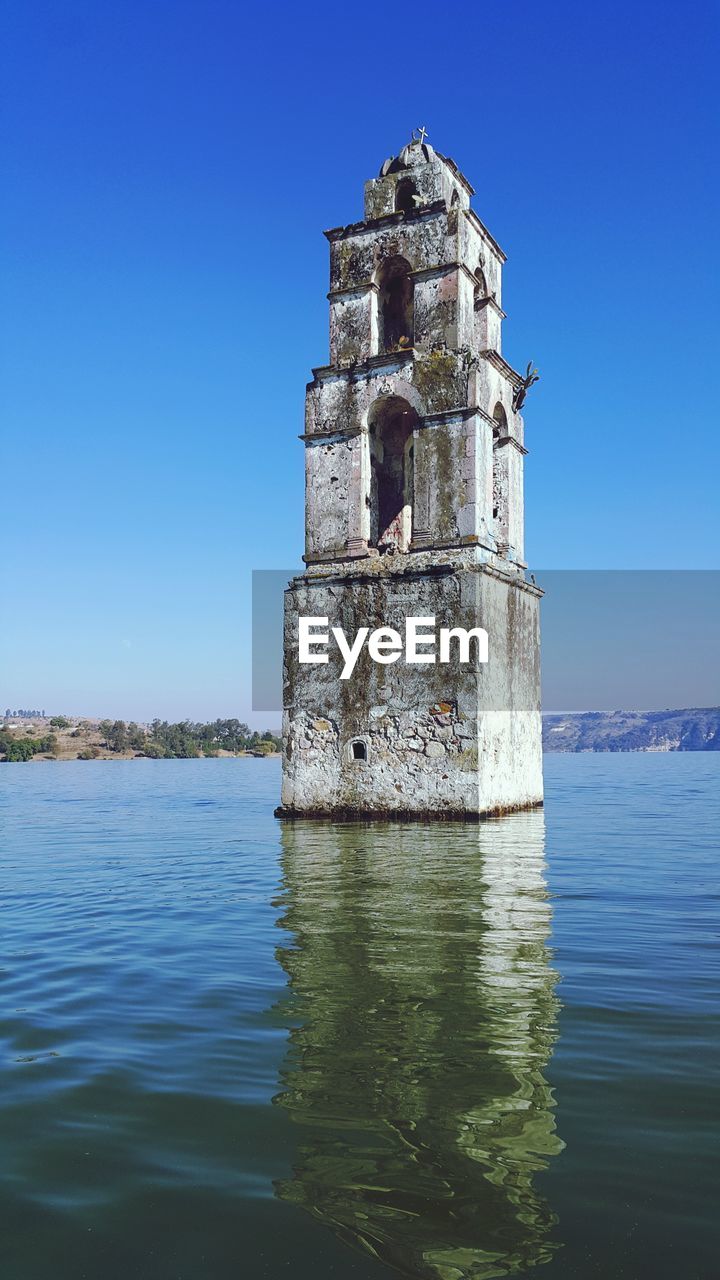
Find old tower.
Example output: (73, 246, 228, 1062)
(279, 135, 543, 819)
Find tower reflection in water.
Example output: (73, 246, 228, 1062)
(273, 813, 564, 1280)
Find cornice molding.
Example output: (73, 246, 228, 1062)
(417, 406, 475, 427)
(299, 428, 361, 444)
(493, 433, 528, 456)
(472, 289, 505, 319)
(480, 349, 525, 390)
(327, 283, 375, 301)
(463, 209, 507, 263)
(473, 406, 497, 427)
(325, 199, 448, 243)
(433, 149, 475, 197)
(411, 263, 455, 283)
(309, 349, 414, 384)
(302, 409, 527, 447)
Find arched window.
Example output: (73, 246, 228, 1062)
(350, 739, 367, 761)
(395, 178, 417, 215)
(368, 396, 417, 554)
(377, 257, 414, 353)
(473, 266, 490, 349)
(492, 402, 507, 438)
(492, 403, 509, 548)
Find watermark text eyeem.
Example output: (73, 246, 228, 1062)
(299, 616, 489, 680)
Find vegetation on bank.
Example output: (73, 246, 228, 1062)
(7, 707, 718, 762)
(0, 718, 281, 762)
(0, 730, 59, 761)
(97, 719, 280, 758)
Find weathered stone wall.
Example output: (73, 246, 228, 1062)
(283, 139, 541, 819)
(306, 350, 470, 437)
(413, 270, 459, 349)
(363, 148, 472, 220)
(303, 351, 524, 560)
(329, 219, 455, 296)
(327, 217, 503, 363)
(329, 290, 374, 366)
(281, 564, 543, 817)
(304, 435, 355, 560)
(459, 213, 503, 307)
(415, 414, 472, 545)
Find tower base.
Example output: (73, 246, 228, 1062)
(280, 557, 543, 821)
(274, 800, 543, 823)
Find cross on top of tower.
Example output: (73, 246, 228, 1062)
(412, 126, 429, 145)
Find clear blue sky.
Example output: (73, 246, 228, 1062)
(1, 0, 718, 722)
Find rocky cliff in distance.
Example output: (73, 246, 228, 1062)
(542, 708, 720, 752)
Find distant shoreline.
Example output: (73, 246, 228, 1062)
(0, 717, 281, 763)
(2, 707, 719, 761)
(1, 743, 282, 763)
(542, 707, 720, 753)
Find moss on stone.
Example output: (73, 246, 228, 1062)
(425, 421, 456, 535)
(413, 350, 458, 413)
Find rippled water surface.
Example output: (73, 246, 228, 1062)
(0, 756, 717, 1279)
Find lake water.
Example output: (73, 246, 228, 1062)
(0, 755, 717, 1279)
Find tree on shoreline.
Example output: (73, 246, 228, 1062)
(1, 718, 281, 762)
(94, 719, 281, 760)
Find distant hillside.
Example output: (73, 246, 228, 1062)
(542, 707, 720, 752)
(0, 717, 281, 762)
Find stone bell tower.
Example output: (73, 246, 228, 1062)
(278, 134, 543, 819)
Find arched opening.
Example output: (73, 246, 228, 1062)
(474, 265, 490, 349)
(368, 396, 417, 554)
(395, 178, 417, 215)
(492, 402, 507, 438)
(350, 740, 367, 762)
(474, 266, 488, 306)
(377, 257, 414, 353)
(492, 403, 508, 547)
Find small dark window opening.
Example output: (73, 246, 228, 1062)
(351, 740, 367, 761)
(395, 179, 417, 215)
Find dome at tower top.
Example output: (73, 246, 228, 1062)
(378, 137, 435, 177)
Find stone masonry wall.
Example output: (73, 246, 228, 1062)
(281, 565, 543, 817)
